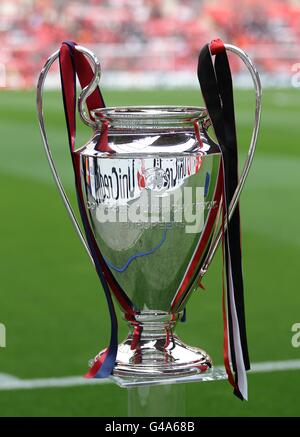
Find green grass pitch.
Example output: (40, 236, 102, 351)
(0, 87, 300, 416)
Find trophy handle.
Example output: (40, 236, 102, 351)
(199, 44, 262, 276)
(36, 45, 102, 265)
(76, 45, 102, 129)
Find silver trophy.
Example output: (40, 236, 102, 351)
(37, 43, 261, 382)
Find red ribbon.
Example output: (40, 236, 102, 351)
(210, 38, 225, 55)
(59, 41, 136, 379)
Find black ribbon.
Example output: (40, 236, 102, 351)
(198, 42, 250, 399)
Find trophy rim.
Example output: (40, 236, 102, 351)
(91, 105, 208, 123)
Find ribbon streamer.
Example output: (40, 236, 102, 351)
(59, 41, 135, 379)
(198, 38, 250, 400)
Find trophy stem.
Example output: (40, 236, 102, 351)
(109, 311, 212, 379)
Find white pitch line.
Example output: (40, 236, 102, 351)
(0, 359, 299, 392)
(0, 374, 110, 391)
(250, 359, 300, 373)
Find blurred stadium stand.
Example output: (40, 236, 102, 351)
(0, 0, 299, 88)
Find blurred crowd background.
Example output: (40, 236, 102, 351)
(0, 0, 300, 88)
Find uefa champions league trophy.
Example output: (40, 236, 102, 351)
(37, 40, 261, 399)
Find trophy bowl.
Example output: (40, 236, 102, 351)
(81, 105, 222, 378)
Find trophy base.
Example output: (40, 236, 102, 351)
(112, 333, 212, 379)
(89, 311, 212, 381)
(110, 366, 227, 388)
